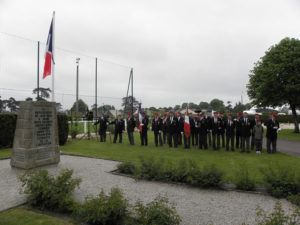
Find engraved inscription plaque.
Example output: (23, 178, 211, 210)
(36, 152, 51, 161)
(33, 107, 54, 147)
(15, 153, 25, 162)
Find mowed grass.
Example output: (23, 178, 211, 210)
(278, 129, 300, 141)
(0, 148, 12, 159)
(0, 207, 77, 225)
(60, 132, 300, 184)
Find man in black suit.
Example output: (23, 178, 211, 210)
(240, 112, 251, 153)
(167, 110, 178, 148)
(219, 112, 226, 148)
(266, 113, 280, 153)
(225, 114, 235, 151)
(235, 111, 242, 148)
(126, 112, 136, 145)
(94, 112, 109, 142)
(177, 112, 184, 145)
(251, 114, 260, 150)
(112, 114, 125, 143)
(191, 115, 198, 146)
(152, 112, 163, 147)
(205, 114, 212, 147)
(211, 111, 221, 150)
(161, 113, 168, 144)
(140, 111, 149, 146)
(198, 113, 208, 150)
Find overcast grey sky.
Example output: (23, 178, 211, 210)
(1, 0, 300, 110)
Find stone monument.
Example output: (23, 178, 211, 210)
(11, 101, 60, 169)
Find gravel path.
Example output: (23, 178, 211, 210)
(0, 155, 296, 225)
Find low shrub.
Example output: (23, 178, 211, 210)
(57, 114, 69, 146)
(19, 169, 81, 213)
(260, 166, 298, 198)
(198, 164, 224, 188)
(77, 188, 130, 225)
(255, 201, 300, 225)
(288, 194, 300, 207)
(234, 163, 256, 191)
(117, 161, 136, 175)
(133, 195, 181, 225)
(135, 156, 164, 180)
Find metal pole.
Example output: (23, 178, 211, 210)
(76, 58, 80, 116)
(95, 57, 97, 118)
(52, 11, 55, 102)
(131, 68, 133, 114)
(37, 41, 40, 100)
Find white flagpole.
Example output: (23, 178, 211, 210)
(52, 11, 55, 102)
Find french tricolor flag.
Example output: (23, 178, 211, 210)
(43, 17, 54, 79)
(184, 104, 191, 137)
(138, 103, 143, 132)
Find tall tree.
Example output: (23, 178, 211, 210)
(6, 97, 19, 112)
(122, 96, 139, 114)
(247, 37, 300, 133)
(210, 98, 225, 112)
(33, 87, 51, 101)
(199, 101, 210, 110)
(70, 99, 88, 116)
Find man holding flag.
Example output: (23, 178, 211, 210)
(183, 105, 191, 149)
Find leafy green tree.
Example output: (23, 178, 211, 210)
(199, 101, 210, 110)
(174, 105, 181, 111)
(0, 96, 4, 112)
(210, 98, 225, 112)
(5, 97, 19, 112)
(33, 87, 51, 101)
(247, 37, 300, 133)
(70, 99, 88, 116)
(122, 96, 139, 114)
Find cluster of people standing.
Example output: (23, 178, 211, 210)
(94, 110, 280, 154)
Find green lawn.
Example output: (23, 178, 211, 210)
(61, 132, 300, 184)
(0, 148, 12, 159)
(278, 129, 300, 141)
(0, 207, 77, 225)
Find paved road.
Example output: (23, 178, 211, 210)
(270, 139, 300, 157)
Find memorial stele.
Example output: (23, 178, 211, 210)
(11, 101, 60, 169)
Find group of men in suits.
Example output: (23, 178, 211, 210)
(94, 110, 280, 153)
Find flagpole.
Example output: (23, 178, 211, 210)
(37, 41, 40, 100)
(52, 11, 55, 102)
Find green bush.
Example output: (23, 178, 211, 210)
(288, 194, 300, 207)
(234, 163, 256, 191)
(57, 114, 69, 145)
(77, 188, 130, 225)
(255, 201, 300, 225)
(197, 164, 224, 188)
(19, 169, 81, 213)
(133, 195, 181, 225)
(0, 113, 17, 148)
(261, 166, 298, 198)
(117, 161, 136, 175)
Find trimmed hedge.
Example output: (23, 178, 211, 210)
(0, 113, 69, 148)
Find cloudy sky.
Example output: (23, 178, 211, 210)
(1, 0, 300, 110)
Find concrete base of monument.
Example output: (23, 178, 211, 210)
(10, 101, 60, 169)
(10, 146, 60, 169)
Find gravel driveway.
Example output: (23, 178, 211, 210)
(0, 155, 296, 225)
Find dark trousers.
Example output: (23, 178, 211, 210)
(220, 133, 225, 148)
(255, 139, 262, 152)
(177, 133, 182, 145)
(168, 133, 177, 148)
(241, 136, 250, 152)
(113, 132, 122, 143)
(199, 133, 208, 149)
(163, 131, 167, 144)
(251, 134, 255, 150)
(128, 132, 134, 145)
(267, 138, 277, 153)
(212, 133, 220, 150)
(99, 130, 106, 142)
(191, 131, 198, 146)
(207, 131, 212, 146)
(226, 135, 234, 151)
(236, 131, 241, 148)
(140, 131, 148, 146)
(184, 135, 190, 148)
(154, 132, 163, 146)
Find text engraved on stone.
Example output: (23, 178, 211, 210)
(36, 152, 51, 161)
(34, 107, 53, 147)
(15, 153, 25, 162)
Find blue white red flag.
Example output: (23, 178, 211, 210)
(43, 17, 53, 79)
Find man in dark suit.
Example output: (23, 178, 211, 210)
(225, 114, 235, 151)
(111, 114, 125, 143)
(161, 113, 168, 144)
(177, 112, 184, 145)
(152, 112, 163, 147)
(94, 112, 109, 142)
(219, 112, 226, 148)
(211, 111, 221, 150)
(235, 111, 242, 148)
(126, 112, 136, 145)
(251, 114, 260, 150)
(198, 113, 208, 150)
(240, 112, 251, 153)
(205, 114, 212, 147)
(140, 111, 149, 146)
(191, 115, 198, 146)
(266, 113, 280, 153)
(167, 110, 178, 148)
